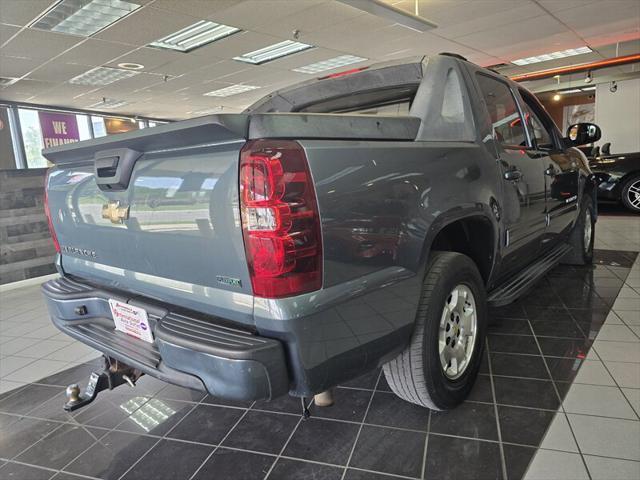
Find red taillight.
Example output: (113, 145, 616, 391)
(239, 140, 322, 298)
(44, 170, 60, 253)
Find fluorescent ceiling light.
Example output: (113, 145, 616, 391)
(293, 55, 368, 74)
(512, 47, 592, 66)
(203, 84, 260, 97)
(31, 0, 140, 37)
(87, 98, 129, 109)
(234, 40, 313, 65)
(149, 20, 240, 52)
(69, 66, 139, 85)
(582, 86, 596, 91)
(562, 89, 583, 94)
(337, 0, 437, 32)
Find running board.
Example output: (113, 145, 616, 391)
(488, 244, 572, 307)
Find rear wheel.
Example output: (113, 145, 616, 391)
(563, 194, 595, 265)
(621, 175, 640, 213)
(383, 251, 486, 410)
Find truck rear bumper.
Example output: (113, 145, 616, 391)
(41, 276, 289, 401)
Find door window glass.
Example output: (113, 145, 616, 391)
(475, 74, 526, 147)
(519, 91, 556, 150)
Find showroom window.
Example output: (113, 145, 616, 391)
(18, 109, 47, 168)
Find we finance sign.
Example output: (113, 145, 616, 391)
(38, 112, 80, 148)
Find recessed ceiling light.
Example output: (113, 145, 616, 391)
(234, 40, 313, 65)
(203, 84, 260, 97)
(118, 62, 144, 70)
(31, 0, 141, 37)
(0, 77, 19, 87)
(149, 20, 240, 52)
(293, 55, 368, 74)
(86, 98, 129, 109)
(512, 47, 592, 66)
(69, 67, 139, 86)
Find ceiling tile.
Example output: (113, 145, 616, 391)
(0, 23, 20, 46)
(201, 0, 326, 30)
(55, 39, 136, 67)
(27, 62, 96, 82)
(0, 0, 57, 27)
(0, 28, 82, 61)
(185, 30, 284, 58)
(94, 6, 202, 46)
(0, 77, 56, 98)
(148, 53, 223, 76)
(0, 54, 41, 77)
(105, 46, 184, 71)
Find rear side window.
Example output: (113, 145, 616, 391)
(475, 74, 527, 147)
(297, 85, 416, 115)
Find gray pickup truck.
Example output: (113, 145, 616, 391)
(42, 54, 599, 411)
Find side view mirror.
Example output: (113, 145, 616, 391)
(565, 122, 601, 147)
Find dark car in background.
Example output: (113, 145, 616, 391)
(589, 150, 640, 213)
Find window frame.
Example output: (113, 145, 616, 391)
(474, 72, 532, 151)
(517, 88, 564, 152)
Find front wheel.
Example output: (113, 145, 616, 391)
(621, 175, 640, 213)
(383, 251, 487, 410)
(563, 195, 595, 265)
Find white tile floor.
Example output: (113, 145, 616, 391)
(525, 214, 640, 480)
(0, 214, 638, 480)
(0, 286, 99, 394)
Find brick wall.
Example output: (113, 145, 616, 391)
(0, 168, 57, 285)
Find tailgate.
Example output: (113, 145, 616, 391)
(43, 115, 254, 324)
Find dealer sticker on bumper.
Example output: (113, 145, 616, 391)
(108, 299, 154, 343)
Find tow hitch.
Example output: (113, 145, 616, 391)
(64, 356, 143, 412)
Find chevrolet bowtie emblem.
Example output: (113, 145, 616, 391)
(102, 201, 129, 224)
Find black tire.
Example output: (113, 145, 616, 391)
(621, 175, 640, 213)
(382, 251, 487, 410)
(563, 194, 595, 265)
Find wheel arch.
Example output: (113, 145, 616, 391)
(419, 206, 499, 287)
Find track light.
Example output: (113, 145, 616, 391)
(584, 71, 592, 83)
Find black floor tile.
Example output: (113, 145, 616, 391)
(594, 249, 638, 268)
(498, 406, 555, 446)
(525, 306, 573, 323)
(493, 377, 560, 410)
(114, 398, 194, 437)
(192, 448, 274, 480)
(283, 418, 359, 465)
(155, 384, 206, 403)
(490, 352, 550, 379)
(202, 394, 253, 408)
(167, 404, 243, 445)
(546, 357, 585, 382)
(0, 416, 60, 459)
(488, 318, 532, 335)
(50, 473, 88, 480)
(269, 458, 343, 480)
(253, 394, 302, 415)
(0, 384, 63, 415)
(467, 375, 493, 403)
(344, 469, 399, 479)
(349, 425, 425, 478)
(375, 372, 391, 392)
(34, 362, 98, 388)
(129, 375, 167, 397)
(64, 430, 157, 479)
(72, 393, 150, 429)
(340, 368, 380, 390)
(120, 439, 212, 480)
(503, 444, 536, 480)
(425, 435, 503, 480)
(537, 337, 592, 358)
(22, 391, 81, 423)
(488, 334, 539, 355)
(309, 388, 371, 422)
(16, 424, 104, 470)
(430, 402, 498, 441)
(222, 410, 298, 454)
(489, 302, 527, 319)
(365, 391, 429, 431)
(0, 462, 52, 480)
(530, 318, 585, 339)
